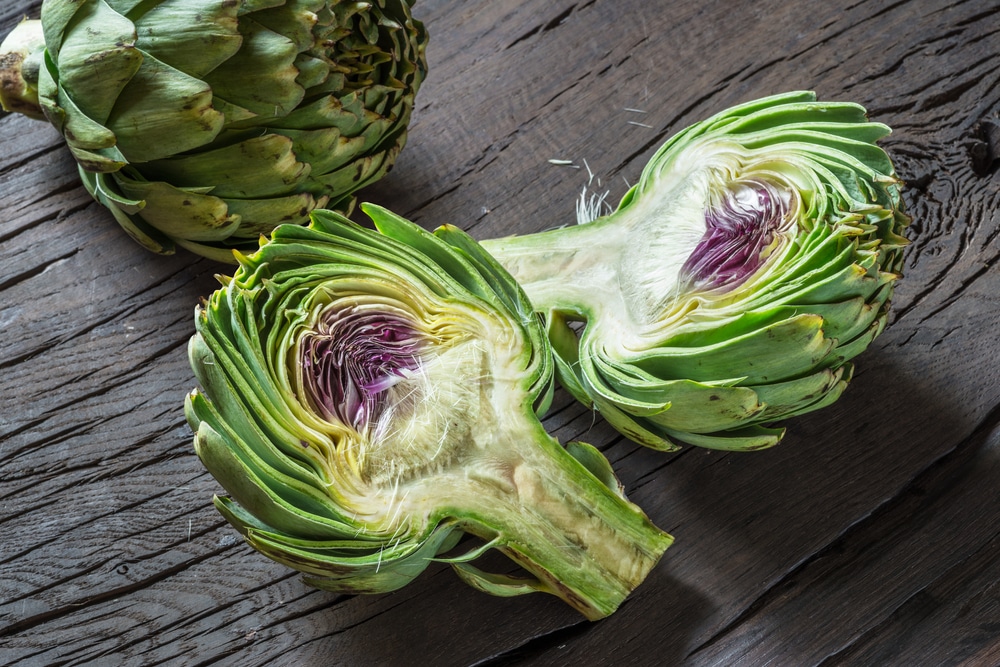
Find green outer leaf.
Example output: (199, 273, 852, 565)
(189, 307, 329, 482)
(104, 0, 149, 14)
(173, 238, 246, 263)
(276, 126, 363, 174)
(565, 441, 627, 500)
(140, 133, 310, 198)
(132, 0, 242, 78)
(215, 496, 464, 594)
(452, 563, 548, 598)
(625, 314, 835, 385)
(106, 51, 225, 162)
(203, 15, 303, 117)
(77, 168, 177, 255)
(55, 81, 117, 151)
(40, 0, 86, 54)
(310, 145, 395, 198)
(64, 143, 128, 173)
(222, 193, 321, 238)
(115, 174, 240, 242)
(545, 310, 593, 410)
(251, 0, 326, 52)
(52, 0, 140, 125)
(587, 397, 683, 452)
(193, 419, 358, 541)
(658, 424, 786, 452)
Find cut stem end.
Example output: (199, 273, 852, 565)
(0, 19, 45, 119)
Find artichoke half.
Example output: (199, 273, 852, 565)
(0, 0, 427, 261)
(483, 92, 909, 452)
(185, 205, 672, 619)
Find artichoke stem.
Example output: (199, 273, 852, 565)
(0, 19, 46, 119)
(457, 418, 672, 620)
(482, 218, 620, 316)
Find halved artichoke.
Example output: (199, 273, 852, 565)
(483, 92, 909, 451)
(185, 204, 671, 619)
(0, 0, 427, 261)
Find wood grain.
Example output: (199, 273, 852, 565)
(1, 0, 998, 664)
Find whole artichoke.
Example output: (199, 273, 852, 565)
(186, 204, 671, 618)
(0, 0, 427, 261)
(483, 92, 909, 451)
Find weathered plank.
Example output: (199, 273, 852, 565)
(1, 0, 998, 664)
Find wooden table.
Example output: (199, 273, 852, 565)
(2, 0, 999, 664)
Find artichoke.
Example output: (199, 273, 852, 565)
(185, 204, 672, 619)
(483, 92, 909, 452)
(0, 0, 427, 261)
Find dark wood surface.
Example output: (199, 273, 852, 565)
(2, 0, 999, 664)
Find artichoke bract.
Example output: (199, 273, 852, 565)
(483, 92, 909, 452)
(0, 1, 427, 261)
(185, 204, 672, 619)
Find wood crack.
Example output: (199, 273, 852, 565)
(815, 531, 1000, 666)
(0, 543, 233, 639)
(468, 619, 590, 666)
(0, 247, 79, 293)
(505, 3, 578, 50)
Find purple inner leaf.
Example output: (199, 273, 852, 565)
(679, 181, 789, 292)
(299, 307, 424, 429)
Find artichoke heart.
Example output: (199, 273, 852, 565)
(483, 91, 909, 452)
(0, 0, 429, 261)
(185, 204, 672, 619)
